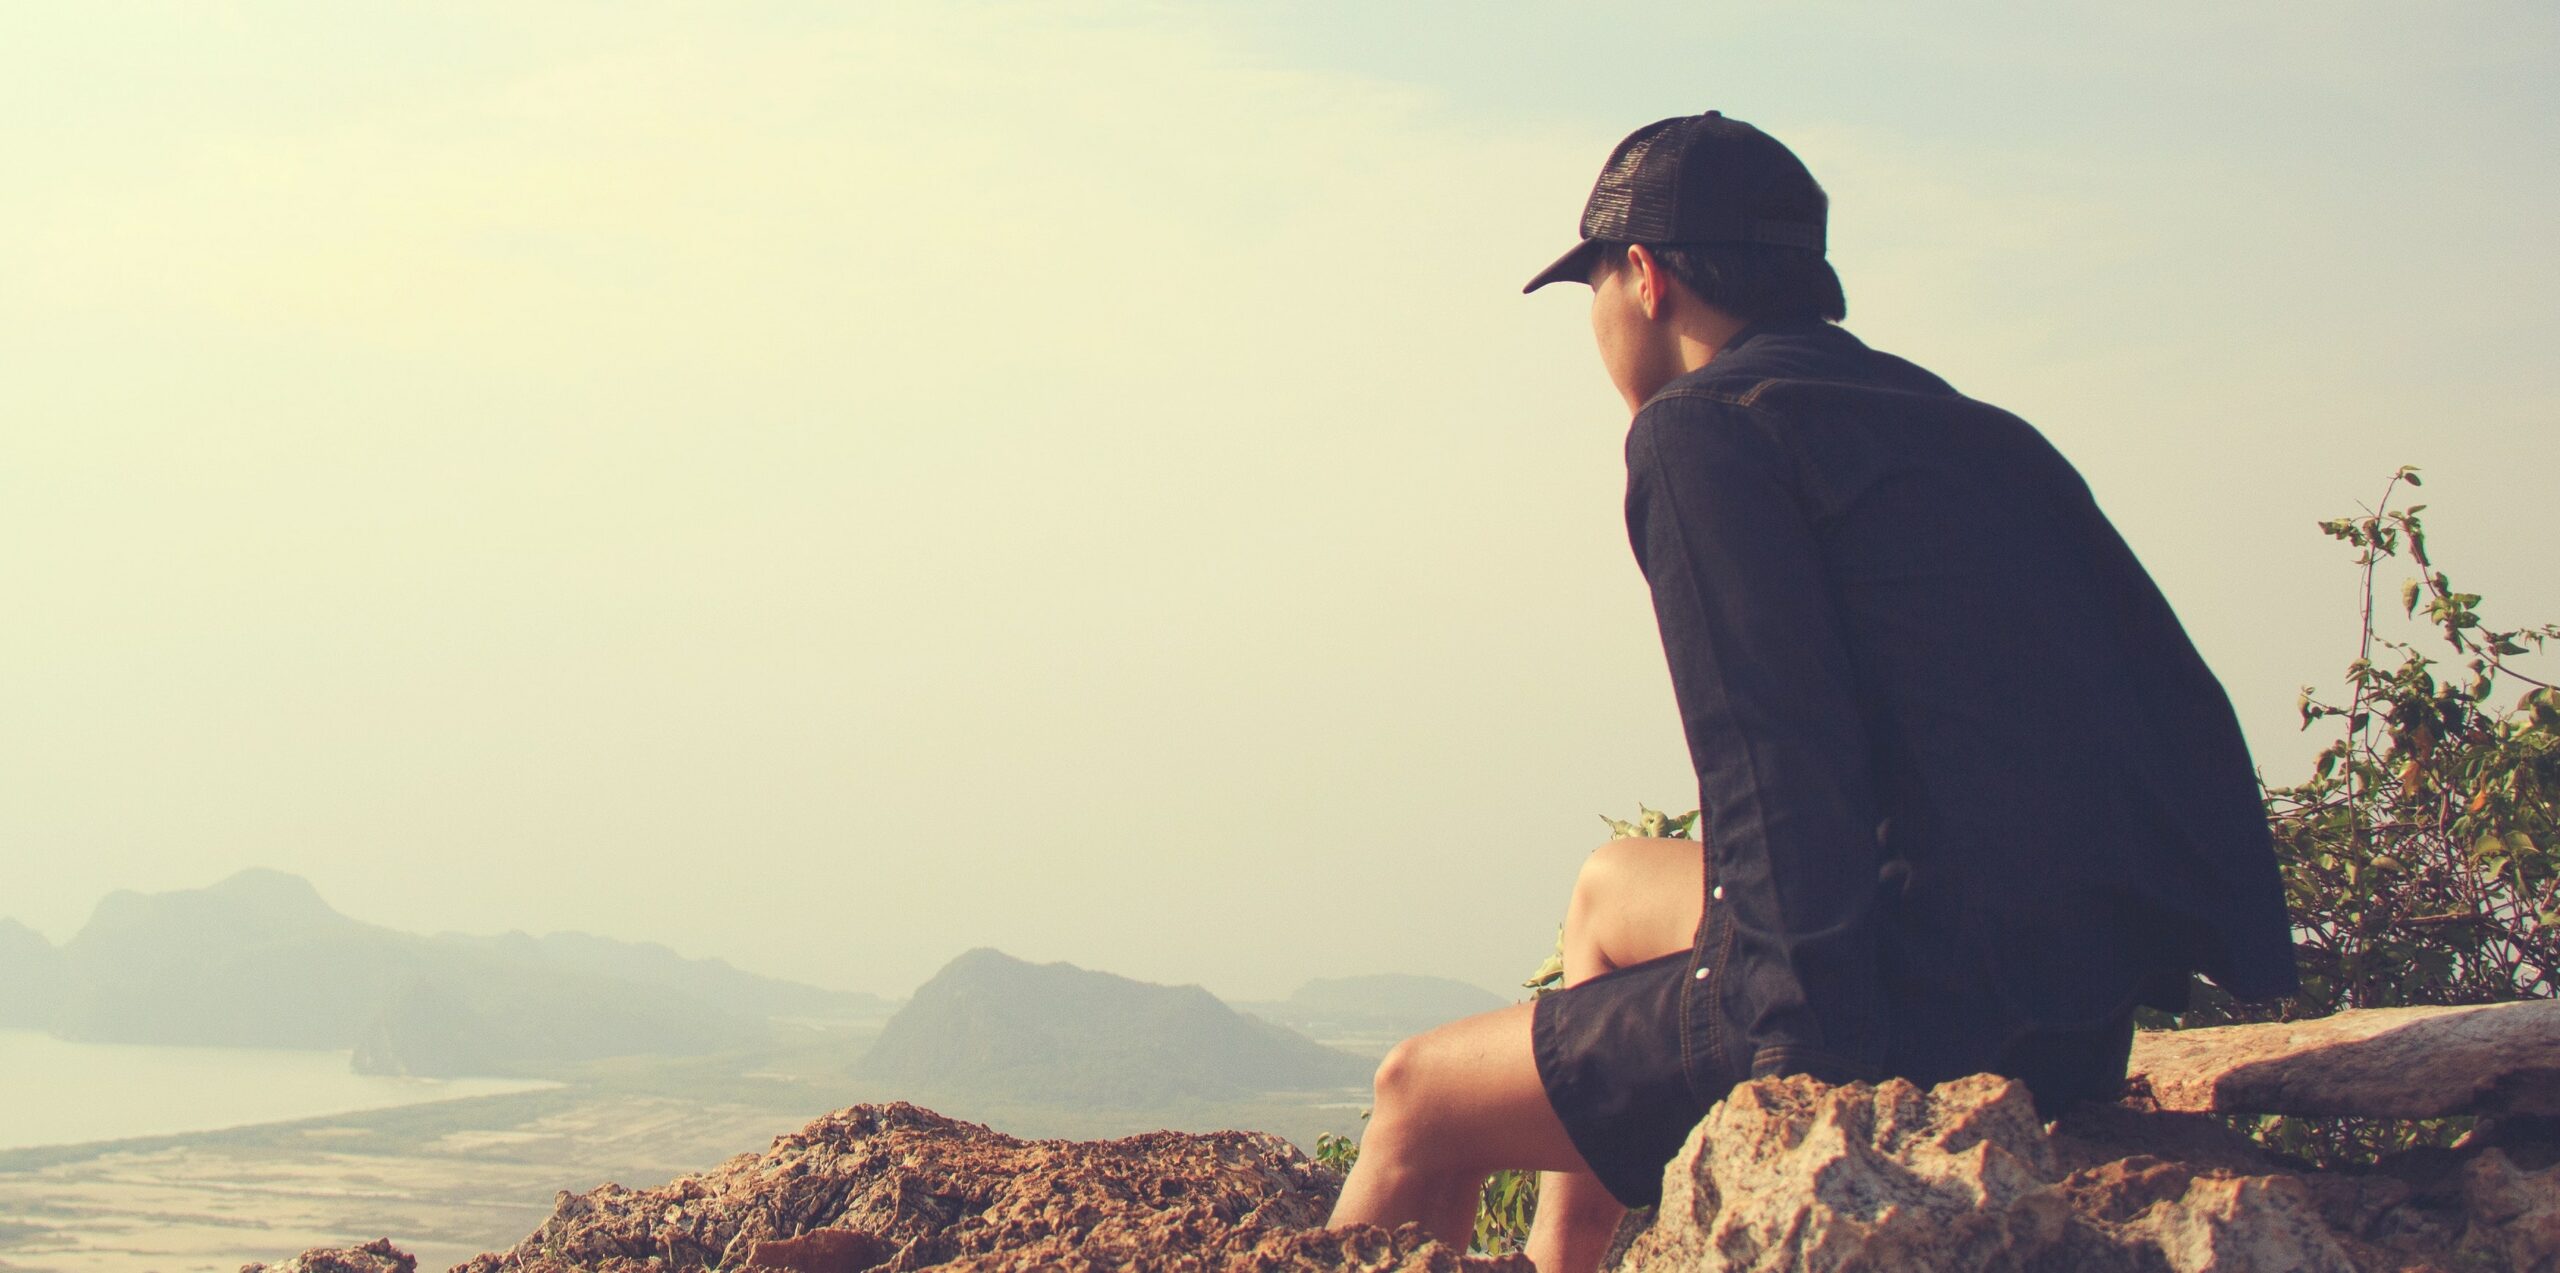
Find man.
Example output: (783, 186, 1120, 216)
(1325, 112, 2298, 1272)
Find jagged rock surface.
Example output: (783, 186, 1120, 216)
(2128, 1000, 2560, 1119)
(259, 1102, 1524, 1273)
(243, 1237, 418, 1273)
(1609, 1072, 2560, 1273)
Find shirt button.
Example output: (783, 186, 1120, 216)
(1711, 885, 1725, 900)
(1693, 966, 1712, 981)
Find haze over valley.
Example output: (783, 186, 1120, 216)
(0, 869, 1505, 1271)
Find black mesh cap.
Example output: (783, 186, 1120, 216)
(1523, 111, 1828, 293)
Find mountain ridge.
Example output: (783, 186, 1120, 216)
(859, 948, 1371, 1109)
(4, 869, 890, 1077)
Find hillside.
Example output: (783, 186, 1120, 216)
(858, 949, 1372, 1108)
(2, 869, 889, 1077)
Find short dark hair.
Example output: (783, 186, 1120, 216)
(1602, 241, 1847, 324)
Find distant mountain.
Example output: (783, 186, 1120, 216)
(0, 917, 63, 1027)
(53, 869, 422, 1050)
(434, 930, 893, 1022)
(21, 869, 884, 1077)
(858, 949, 1370, 1108)
(1238, 973, 1510, 1039)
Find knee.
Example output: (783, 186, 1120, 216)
(1370, 1033, 1430, 1119)
(1372, 1034, 1474, 1183)
(1567, 837, 1643, 931)
(1365, 1033, 1459, 1166)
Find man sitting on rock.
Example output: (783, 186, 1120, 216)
(1325, 111, 2300, 1272)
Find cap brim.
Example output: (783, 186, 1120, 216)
(1522, 239, 1604, 294)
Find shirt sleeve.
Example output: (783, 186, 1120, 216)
(1624, 392, 1887, 1082)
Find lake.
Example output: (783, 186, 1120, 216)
(0, 1029, 553, 1151)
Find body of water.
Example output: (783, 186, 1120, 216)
(0, 1029, 553, 1151)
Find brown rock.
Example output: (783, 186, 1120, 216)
(2065, 1164, 2359, 1272)
(1613, 1073, 2359, 1272)
(745, 1228, 900, 1273)
(2456, 1150, 2560, 1272)
(2129, 1001, 2560, 1119)
(241, 1237, 418, 1273)
(2048, 1101, 2288, 1176)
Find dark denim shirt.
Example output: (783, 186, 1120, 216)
(1629, 319, 2298, 1100)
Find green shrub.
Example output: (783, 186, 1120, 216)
(2166, 466, 2558, 1164)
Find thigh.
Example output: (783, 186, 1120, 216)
(1373, 1000, 1599, 1177)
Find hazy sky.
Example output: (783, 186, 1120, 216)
(5, 2, 2555, 1002)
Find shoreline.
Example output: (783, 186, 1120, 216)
(0, 1028, 559, 1159)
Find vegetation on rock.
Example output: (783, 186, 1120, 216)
(2170, 468, 2558, 1164)
(2204, 466, 2558, 1020)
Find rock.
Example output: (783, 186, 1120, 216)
(2047, 1101, 2288, 1176)
(2455, 1150, 2560, 1272)
(256, 1102, 1524, 1273)
(2061, 1164, 2358, 1272)
(744, 1228, 901, 1273)
(1613, 1074, 2359, 1272)
(2128, 1001, 2560, 1119)
(241, 1237, 417, 1273)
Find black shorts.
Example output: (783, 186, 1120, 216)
(1530, 951, 1710, 1209)
(1530, 949, 2139, 1210)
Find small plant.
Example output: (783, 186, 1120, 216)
(2184, 467, 2558, 1024)
(1600, 806, 1702, 842)
(1472, 1166, 1538, 1255)
(2172, 467, 2558, 1165)
(1312, 1126, 1360, 1175)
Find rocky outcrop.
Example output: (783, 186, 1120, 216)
(1610, 1072, 2560, 1273)
(260, 1102, 1522, 1273)
(1612, 1075, 2356, 1272)
(2128, 1000, 2560, 1119)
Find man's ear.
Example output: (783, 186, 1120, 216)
(1625, 243, 1666, 320)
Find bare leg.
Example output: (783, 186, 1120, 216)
(1523, 836, 1707, 1271)
(1333, 837, 1706, 1271)
(1526, 1170, 1629, 1272)
(1328, 1002, 1590, 1249)
(1562, 836, 1708, 982)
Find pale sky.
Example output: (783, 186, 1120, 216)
(4, 2, 2554, 1002)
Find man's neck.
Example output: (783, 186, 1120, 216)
(1670, 307, 1753, 377)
